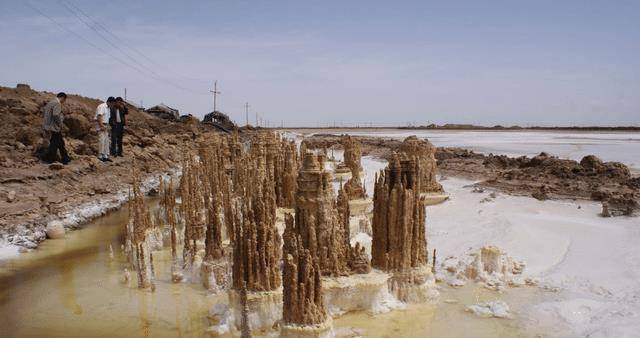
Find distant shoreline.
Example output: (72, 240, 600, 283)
(280, 125, 640, 132)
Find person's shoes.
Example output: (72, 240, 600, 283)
(104, 157, 113, 162)
(62, 159, 71, 165)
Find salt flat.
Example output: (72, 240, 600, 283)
(429, 176, 640, 336)
(356, 152, 640, 336)
(324, 129, 640, 170)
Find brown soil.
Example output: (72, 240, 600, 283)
(302, 134, 640, 216)
(0, 84, 228, 248)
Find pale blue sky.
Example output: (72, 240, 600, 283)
(1, 0, 638, 126)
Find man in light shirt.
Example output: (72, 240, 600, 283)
(42, 92, 70, 164)
(95, 97, 115, 162)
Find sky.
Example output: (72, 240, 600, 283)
(0, 0, 639, 127)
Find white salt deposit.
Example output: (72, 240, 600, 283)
(427, 176, 640, 336)
(465, 301, 511, 318)
(436, 246, 535, 291)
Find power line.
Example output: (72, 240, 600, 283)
(57, 0, 207, 95)
(58, 1, 160, 78)
(65, 0, 203, 86)
(24, 1, 208, 96)
(65, 1, 157, 65)
(24, 2, 149, 77)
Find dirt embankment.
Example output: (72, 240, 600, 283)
(303, 134, 640, 216)
(0, 84, 223, 249)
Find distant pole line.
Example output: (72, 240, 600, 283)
(210, 81, 221, 112)
(245, 102, 250, 126)
(25, 1, 208, 97)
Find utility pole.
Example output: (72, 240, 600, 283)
(255, 112, 258, 127)
(124, 88, 127, 101)
(245, 102, 250, 126)
(210, 81, 221, 112)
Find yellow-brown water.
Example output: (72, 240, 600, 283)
(0, 201, 551, 337)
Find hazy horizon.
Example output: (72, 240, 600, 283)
(1, 0, 639, 127)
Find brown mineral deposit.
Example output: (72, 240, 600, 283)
(282, 213, 328, 326)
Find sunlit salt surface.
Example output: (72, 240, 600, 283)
(315, 129, 640, 170)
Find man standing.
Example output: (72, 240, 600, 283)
(110, 97, 128, 157)
(43, 92, 70, 164)
(95, 97, 114, 162)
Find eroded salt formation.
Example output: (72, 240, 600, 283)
(281, 214, 333, 337)
(342, 136, 367, 201)
(436, 246, 536, 290)
(228, 147, 284, 332)
(159, 176, 182, 282)
(399, 136, 443, 194)
(294, 152, 351, 276)
(199, 141, 232, 292)
(372, 154, 438, 302)
(124, 167, 159, 289)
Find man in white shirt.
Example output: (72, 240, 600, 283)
(95, 97, 115, 162)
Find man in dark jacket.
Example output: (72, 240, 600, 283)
(110, 97, 128, 157)
(42, 92, 70, 164)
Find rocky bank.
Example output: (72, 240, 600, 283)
(0, 84, 227, 250)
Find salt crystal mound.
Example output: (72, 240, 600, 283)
(226, 288, 283, 333)
(465, 301, 511, 318)
(208, 303, 234, 335)
(435, 246, 538, 290)
(280, 318, 335, 338)
(321, 270, 404, 316)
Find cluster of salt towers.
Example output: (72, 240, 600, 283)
(125, 131, 443, 337)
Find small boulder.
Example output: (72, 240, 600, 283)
(580, 155, 604, 170)
(147, 188, 159, 197)
(46, 220, 65, 239)
(6, 190, 16, 203)
(49, 162, 65, 170)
